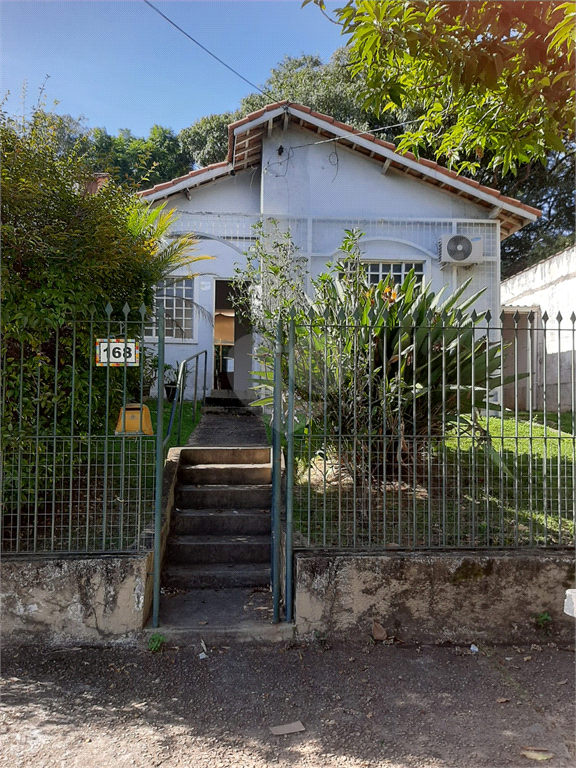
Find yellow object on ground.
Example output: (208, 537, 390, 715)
(115, 404, 154, 435)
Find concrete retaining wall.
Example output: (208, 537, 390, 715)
(0, 555, 149, 643)
(294, 550, 575, 643)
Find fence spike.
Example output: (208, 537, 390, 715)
(123, 302, 130, 318)
(485, 309, 492, 323)
(513, 310, 520, 324)
(571, 312, 576, 324)
(542, 311, 549, 324)
(105, 302, 113, 318)
(556, 311, 563, 323)
(527, 310, 535, 324)
(139, 304, 147, 319)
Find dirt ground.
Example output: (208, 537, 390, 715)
(1, 635, 574, 768)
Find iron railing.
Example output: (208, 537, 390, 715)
(1, 305, 165, 556)
(163, 350, 207, 450)
(271, 312, 576, 567)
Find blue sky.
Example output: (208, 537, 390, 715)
(1, 0, 345, 136)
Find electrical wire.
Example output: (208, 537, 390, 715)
(142, 0, 270, 95)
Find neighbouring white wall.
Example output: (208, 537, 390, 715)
(501, 246, 576, 327)
(501, 246, 576, 411)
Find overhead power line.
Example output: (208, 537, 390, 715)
(142, 0, 269, 95)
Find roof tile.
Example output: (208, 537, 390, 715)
(310, 110, 335, 124)
(477, 184, 501, 196)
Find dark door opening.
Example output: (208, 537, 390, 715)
(214, 280, 235, 390)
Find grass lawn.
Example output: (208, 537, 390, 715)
(147, 399, 202, 451)
(518, 410, 575, 435)
(292, 415, 576, 550)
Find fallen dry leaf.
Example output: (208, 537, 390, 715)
(556, 679, 568, 685)
(520, 748, 554, 761)
(524, 656, 532, 662)
(372, 621, 387, 641)
(496, 697, 511, 703)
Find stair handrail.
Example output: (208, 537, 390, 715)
(163, 350, 208, 450)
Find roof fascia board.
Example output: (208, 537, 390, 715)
(144, 164, 234, 202)
(232, 106, 287, 136)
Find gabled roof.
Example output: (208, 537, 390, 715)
(140, 101, 541, 238)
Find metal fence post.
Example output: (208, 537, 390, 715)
(152, 311, 165, 629)
(285, 315, 295, 623)
(271, 318, 283, 623)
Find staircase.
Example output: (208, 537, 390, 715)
(163, 445, 272, 591)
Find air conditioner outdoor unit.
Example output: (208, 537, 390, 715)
(439, 234, 484, 264)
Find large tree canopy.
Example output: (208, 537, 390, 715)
(306, 0, 575, 175)
(86, 124, 192, 188)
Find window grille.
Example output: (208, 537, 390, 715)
(146, 278, 195, 339)
(364, 262, 425, 286)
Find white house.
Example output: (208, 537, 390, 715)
(501, 245, 576, 411)
(140, 101, 540, 399)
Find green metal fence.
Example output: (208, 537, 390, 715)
(274, 311, 576, 557)
(1, 304, 165, 555)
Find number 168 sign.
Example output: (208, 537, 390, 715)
(96, 339, 139, 367)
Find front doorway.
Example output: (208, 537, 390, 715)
(213, 280, 252, 394)
(214, 280, 235, 390)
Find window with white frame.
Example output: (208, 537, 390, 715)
(146, 278, 195, 340)
(364, 262, 425, 287)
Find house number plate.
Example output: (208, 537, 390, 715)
(96, 339, 140, 367)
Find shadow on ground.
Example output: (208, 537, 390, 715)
(1, 635, 574, 768)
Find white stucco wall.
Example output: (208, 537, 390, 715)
(261, 125, 490, 221)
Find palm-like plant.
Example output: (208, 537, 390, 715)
(295, 230, 511, 483)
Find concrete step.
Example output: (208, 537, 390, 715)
(205, 390, 258, 408)
(150, 587, 293, 642)
(167, 534, 271, 565)
(162, 564, 270, 590)
(176, 484, 272, 510)
(205, 396, 245, 408)
(178, 462, 272, 486)
(204, 405, 263, 416)
(179, 446, 271, 466)
(172, 508, 271, 536)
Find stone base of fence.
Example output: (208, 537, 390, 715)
(0, 554, 149, 643)
(293, 550, 575, 644)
